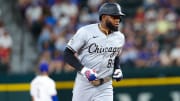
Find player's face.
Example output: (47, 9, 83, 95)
(105, 15, 121, 31)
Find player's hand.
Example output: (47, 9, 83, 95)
(112, 69, 123, 82)
(81, 67, 97, 81)
(90, 79, 101, 86)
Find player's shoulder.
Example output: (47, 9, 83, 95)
(47, 79, 56, 86)
(46, 76, 56, 84)
(113, 31, 125, 39)
(78, 23, 98, 32)
(30, 76, 39, 85)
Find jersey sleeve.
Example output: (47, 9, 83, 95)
(48, 81, 57, 96)
(30, 81, 36, 97)
(67, 28, 88, 52)
(117, 33, 125, 56)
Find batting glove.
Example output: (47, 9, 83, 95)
(112, 69, 123, 82)
(81, 67, 97, 81)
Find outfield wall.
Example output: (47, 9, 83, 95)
(0, 67, 180, 101)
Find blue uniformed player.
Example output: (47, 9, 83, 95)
(64, 2, 125, 101)
(30, 61, 59, 101)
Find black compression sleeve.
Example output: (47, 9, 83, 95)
(114, 56, 121, 69)
(64, 47, 83, 71)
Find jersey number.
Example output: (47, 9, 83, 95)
(107, 59, 113, 68)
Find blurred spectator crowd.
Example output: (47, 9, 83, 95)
(0, 20, 12, 73)
(1, 0, 180, 74)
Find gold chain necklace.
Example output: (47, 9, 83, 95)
(99, 24, 109, 35)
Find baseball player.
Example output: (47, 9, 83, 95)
(64, 2, 125, 101)
(30, 61, 59, 101)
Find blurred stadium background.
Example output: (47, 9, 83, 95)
(0, 0, 180, 101)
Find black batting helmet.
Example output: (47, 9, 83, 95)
(99, 2, 125, 20)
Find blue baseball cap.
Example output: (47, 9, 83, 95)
(39, 61, 49, 72)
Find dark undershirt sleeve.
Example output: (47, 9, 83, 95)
(114, 56, 121, 69)
(63, 47, 84, 71)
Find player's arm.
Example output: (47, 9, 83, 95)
(64, 47, 83, 71)
(64, 28, 87, 71)
(64, 47, 97, 81)
(112, 56, 123, 81)
(114, 56, 121, 69)
(112, 34, 125, 81)
(30, 83, 36, 101)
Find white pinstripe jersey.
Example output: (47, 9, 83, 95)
(67, 23, 125, 79)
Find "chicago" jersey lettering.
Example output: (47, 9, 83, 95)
(88, 43, 121, 54)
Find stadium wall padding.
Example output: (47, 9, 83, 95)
(0, 67, 180, 101)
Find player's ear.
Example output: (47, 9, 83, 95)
(119, 16, 124, 22)
(101, 15, 106, 21)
